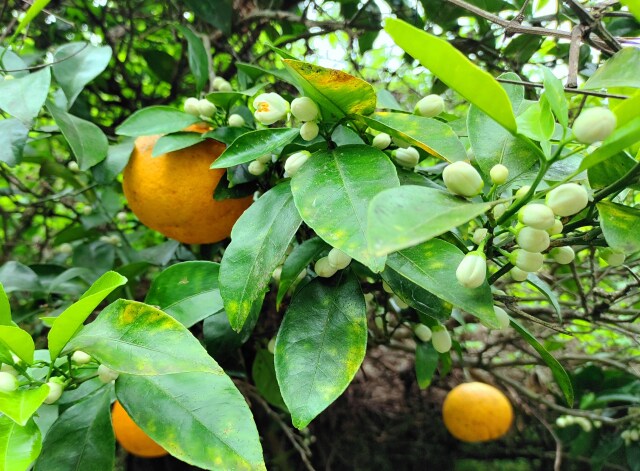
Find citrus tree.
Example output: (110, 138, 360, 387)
(1, 1, 639, 470)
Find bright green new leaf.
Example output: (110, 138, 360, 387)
(385, 239, 499, 328)
(220, 182, 301, 331)
(0, 119, 29, 167)
(516, 99, 554, 142)
(579, 116, 640, 170)
(384, 18, 517, 133)
(152, 131, 204, 156)
(620, 0, 640, 21)
(6, 0, 51, 44)
(0, 283, 10, 326)
(283, 59, 377, 119)
(176, 25, 209, 94)
(48, 271, 127, 360)
(116, 372, 265, 470)
(276, 237, 328, 308)
(361, 112, 467, 162)
(415, 342, 439, 389)
(0, 326, 35, 364)
(64, 299, 220, 375)
(613, 93, 640, 128)
(252, 349, 287, 411)
(368, 186, 492, 256)
(275, 273, 367, 429)
(0, 68, 50, 123)
(598, 201, 640, 254)
(145, 261, 224, 327)
(583, 48, 640, 90)
(211, 128, 299, 169)
(116, 106, 201, 136)
(541, 66, 568, 128)
(0, 385, 49, 426)
(291, 145, 399, 272)
(0, 416, 42, 471)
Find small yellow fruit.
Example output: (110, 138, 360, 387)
(112, 401, 168, 458)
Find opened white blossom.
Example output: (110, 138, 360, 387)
(431, 326, 452, 353)
(550, 246, 575, 265)
(394, 146, 420, 167)
(228, 114, 245, 127)
(327, 248, 352, 269)
(512, 249, 544, 272)
(516, 226, 550, 253)
(546, 183, 589, 217)
(253, 92, 290, 125)
(197, 99, 216, 117)
(518, 204, 555, 230)
(414, 324, 433, 342)
(372, 132, 391, 150)
(300, 121, 319, 141)
(455, 252, 486, 288)
(284, 151, 311, 176)
(414, 94, 444, 118)
(573, 107, 617, 144)
(490, 164, 509, 185)
(442, 161, 484, 197)
(290, 97, 319, 122)
(183, 97, 200, 116)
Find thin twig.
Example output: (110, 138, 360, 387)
(495, 78, 629, 99)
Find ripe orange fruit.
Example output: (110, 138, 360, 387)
(442, 382, 513, 442)
(122, 124, 252, 244)
(111, 400, 168, 458)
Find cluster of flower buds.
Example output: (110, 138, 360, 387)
(184, 97, 216, 118)
(622, 426, 640, 446)
(315, 247, 352, 278)
(248, 153, 273, 176)
(555, 415, 601, 432)
(212, 76, 232, 92)
(291, 97, 321, 141)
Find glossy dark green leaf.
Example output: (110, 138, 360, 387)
(368, 186, 492, 256)
(141, 49, 177, 82)
(0, 326, 35, 364)
(276, 237, 328, 308)
(0, 119, 29, 167)
(386, 239, 498, 327)
(34, 386, 114, 471)
(0, 261, 42, 293)
(145, 261, 223, 327)
(152, 131, 203, 157)
(510, 318, 574, 406)
(211, 128, 299, 169)
(588, 152, 639, 190)
(583, 48, 640, 89)
(598, 201, 640, 254)
(579, 116, 640, 170)
(92, 139, 134, 184)
(382, 266, 446, 321)
(0, 67, 50, 123)
(291, 145, 399, 272)
(415, 342, 439, 389)
(203, 302, 258, 360)
(0, 416, 42, 471)
(252, 349, 287, 411)
(116, 372, 265, 470)
(0, 283, 9, 325)
(64, 299, 219, 375)
(275, 272, 367, 429)
(0, 385, 49, 426)
(220, 182, 301, 331)
(362, 112, 466, 162)
(46, 102, 108, 170)
(115, 106, 201, 136)
(176, 25, 209, 94)
(541, 66, 568, 128)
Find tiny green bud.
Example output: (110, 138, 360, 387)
(599, 248, 625, 267)
(493, 203, 507, 219)
(485, 306, 510, 330)
(67, 161, 79, 172)
(82, 206, 93, 216)
(71, 350, 92, 365)
(257, 154, 272, 164)
(515, 185, 531, 199)
(489, 164, 509, 185)
(472, 228, 488, 245)
(314, 257, 337, 278)
(217, 80, 232, 92)
(212, 77, 226, 89)
(267, 337, 276, 354)
(58, 243, 73, 255)
(550, 246, 575, 265)
(442, 161, 484, 197)
(572, 107, 617, 144)
(97, 364, 119, 383)
(414, 94, 445, 118)
(116, 211, 127, 223)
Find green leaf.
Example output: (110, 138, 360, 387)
(7, 0, 51, 43)
(620, 0, 640, 21)
(283, 59, 377, 119)
(385, 239, 498, 327)
(415, 342, 439, 389)
(116, 372, 265, 470)
(64, 299, 220, 375)
(176, 25, 209, 95)
(275, 272, 367, 429)
(510, 318, 574, 406)
(0, 262, 42, 293)
(0, 385, 49, 426)
(182, 0, 233, 35)
(613, 93, 640, 128)
(46, 101, 109, 170)
(579, 116, 640, 170)
(220, 182, 301, 331)
(141, 49, 177, 82)
(211, 128, 299, 169)
(291, 145, 399, 272)
(0, 416, 42, 471)
(145, 261, 223, 327)
(152, 131, 203, 157)
(597, 201, 640, 254)
(541, 66, 568, 128)
(48, 271, 127, 360)
(0, 68, 50, 123)
(52, 42, 112, 108)
(115, 106, 201, 136)
(384, 18, 517, 133)
(205, 85, 265, 110)
(526, 274, 562, 321)
(34, 386, 114, 471)
(0, 119, 29, 167)
(583, 48, 640, 90)
(203, 304, 258, 360)
(516, 99, 554, 142)
(361, 112, 467, 162)
(276, 237, 328, 308)
(0, 326, 35, 364)
(0, 283, 10, 326)
(381, 266, 447, 321)
(252, 349, 287, 411)
(92, 139, 135, 184)
(368, 186, 491, 256)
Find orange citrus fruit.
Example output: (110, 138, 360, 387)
(122, 124, 252, 244)
(442, 382, 513, 442)
(112, 400, 168, 458)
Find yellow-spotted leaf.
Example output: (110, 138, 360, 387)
(0, 385, 50, 426)
(0, 416, 42, 471)
(275, 272, 367, 429)
(384, 18, 517, 133)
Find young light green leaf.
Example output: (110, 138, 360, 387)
(541, 67, 568, 128)
(368, 186, 492, 256)
(0, 385, 49, 426)
(145, 261, 223, 327)
(361, 112, 467, 162)
(115, 106, 201, 136)
(291, 145, 399, 272)
(152, 131, 203, 157)
(176, 25, 209, 94)
(384, 18, 517, 133)
(579, 116, 640, 170)
(0, 326, 35, 364)
(275, 272, 367, 429)
(613, 93, 640, 128)
(0, 68, 51, 123)
(415, 342, 439, 389)
(48, 271, 127, 360)
(583, 48, 640, 90)
(597, 201, 640, 254)
(211, 128, 299, 169)
(220, 182, 302, 331)
(252, 349, 287, 411)
(276, 237, 328, 308)
(516, 99, 554, 142)
(0, 283, 10, 326)
(116, 372, 265, 470)
(6, 0, 51, 43)
(0, 119, 29, 167)
(0, 416, 42, 471)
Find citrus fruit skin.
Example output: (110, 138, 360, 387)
(442, 382, 513, 442)
(122, 125, 252, 244)
(112, 400, 168, 458)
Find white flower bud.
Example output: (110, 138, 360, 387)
(314, 257, 337, 278)
(248, 160, 267, 176)
(547, 219, 563, 235)
(599, 248, 626, 267)
(290, 97, 319, 122)
(374, 316, 384, 330)
(631, 430, 640, 441)
(58, 243, 73, 255)
(300, 121, 319, 141)
(382, 281, 393, 294)
(510, 267, 529, 281)
(575, 417, 592, 433)
(0, 364, 17, 377)
(431, 326, 452, 353)
(393, 146, 420, 167)
(472, 228, 488, 245)
(253, 92, 290, 125)
(43, 380, 64, 404)
(71, 350, 92, 365)
(3, 75, 14, 80)
(67, 161, 79, 172)
(572, 107, 617, 144)
(490, 164, 509, 185)
(442, 161, 484, 197)
(212, 77, 226, 90)
(491, 306, 510, 330)
(0, 371, 18, 392)
(197, 99, 216, 117)
(327, 248, 352, 270)
(184, 97, 200, 116)
(545, 183, 589, 217)
(217, 80, 232, 92)
(392, 296, 408, 310)
(414, 324, 433, 342)
(516, 226, 550, 253)
(414, 94, 445, 118)
(267, 337, 276, 354)
(228, 114, 245, 127)
(272, 266, 282, 282)
(493, 203, 507, 219)
(518, 204, 556, 230)
(550, 246, 575, 265)
(284, 151, 311, 177)
(455, 252, 486, 289)
(512, 249, 544, 273)
(82, 206, 93, 216)
(372, 133, 391, 150)
(556, 417, 567, 428)
(515, 185, 531, 199)
(97, 364, 119, 383)
(116, 211, 127, 223)
(257, 154, 272, 164)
